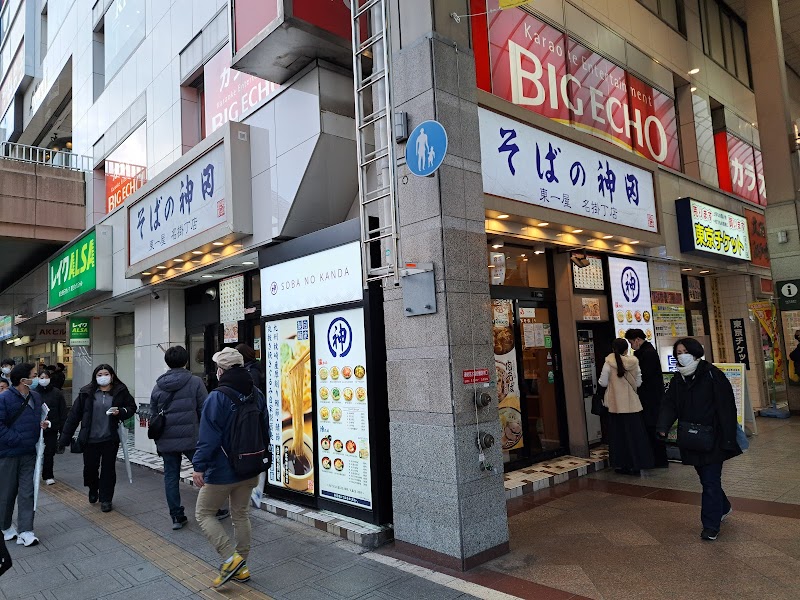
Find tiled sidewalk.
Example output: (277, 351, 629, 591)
(503, 449, 609, 499)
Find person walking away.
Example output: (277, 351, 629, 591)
(235, 343, 264, 392)
(625, 329, 668, 468)
(598, 338, 654, 475)
(50, 363, 66, 391)
(37, 368, 66, 486)
(657, 337, 740, 541)
(0, 359, 14, 388)
(0, 363, 48, 547)
(151, 346, 232, 529)
(193, 347, 270, 587)
(59, 365, 135, 513)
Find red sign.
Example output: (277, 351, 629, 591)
(463, 369, 491, 384)
(475, 0, 680, 170)
(204, 43, 280, 135)
(754, 148, 766, 204)
(233, 0, 279, 51)
(760, 278, 773, 294)
(293, 0, 354, 42)
(714, 131, 764, 206)
(744, 208, 770, 268)
(106, 169, 145, 213)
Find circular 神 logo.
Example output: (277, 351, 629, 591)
(270, 282, 278, 295)
(327, 317, 353, 358)
(621, 266, 640, 303)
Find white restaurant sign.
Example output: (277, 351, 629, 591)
(128, 145, 227, 265)
(479, 108, 658, 233)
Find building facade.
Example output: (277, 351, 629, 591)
(0, 0, 798, 568)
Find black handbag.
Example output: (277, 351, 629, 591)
(148, 392, 176, 440)
(677, 421, 715, 452)
(591, 386, 608, 416)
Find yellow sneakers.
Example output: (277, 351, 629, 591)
(233, 565, 251, 583)
(212, 553, 246, 587)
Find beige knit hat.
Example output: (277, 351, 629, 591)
(212, 347, 244, 370)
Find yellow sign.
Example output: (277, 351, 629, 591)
(749, 301, 784, 383)
(499, 0, 530, 8)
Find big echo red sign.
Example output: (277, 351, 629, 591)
(472, 0, 680, 170)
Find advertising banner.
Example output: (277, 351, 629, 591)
(714, 132, 765, 205)
(48, 231, 97, 308)
(749, 300, 784, 384)
(0, 316, 12, 341)
(676, 198, 751, 261)
(754, 148, 766, 204)
(480, 108, 658, 233)
(713, 363, 746, 426)
(608, 257, 654, 342)
(105, 165, 146, 213)
(265, 316, 313, 495)
(744, 209, 769, 268)
(480, 1, 679, 169)
(68, 319, 91, 347)
(651, 290, 687, 338)
(492, 299, 523, 450)
(315, 308, 373, 509)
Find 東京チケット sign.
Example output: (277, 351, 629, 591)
(676, 198, 751, 262)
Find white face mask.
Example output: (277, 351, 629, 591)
(38, 377, 50, 387)
(677, 353, 696, 367)
(1, 367, 11, 375)
(96, 375, 112, 387)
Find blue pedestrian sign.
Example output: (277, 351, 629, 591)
(406, 120, 448, 177)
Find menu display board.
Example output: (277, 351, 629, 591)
(608, 257, 654, 342)
(265, 316, 313, 495)
(572, 256, 604, 291)
(492, 300, 524, 450)
(714, 364, 746, 426)
(651, 290, 688, 338)
(314, 308, 373, 509)
(219, 275, 245, 343)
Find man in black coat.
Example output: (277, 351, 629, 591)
(626, 329, 668, 468)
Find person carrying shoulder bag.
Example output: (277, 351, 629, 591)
(657, 337, 741, 541)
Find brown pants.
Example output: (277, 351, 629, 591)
(195, 476, 259, 562)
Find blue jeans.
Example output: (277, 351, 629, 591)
(162, 451, 194, 518)
(694, 462, 731, 532)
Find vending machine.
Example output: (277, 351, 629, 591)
(578, 329, 603, 444)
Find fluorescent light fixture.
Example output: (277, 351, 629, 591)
(497, 214, 509, 219)
(537, 222, 549, 227)
(630, 240, 640, 245)
(699, 270, 710, 274)
(141, 272, 152, 276)
(682, 268, 693, 271)
(491, 238, 504, 249)
(201, 274, 213, 278)
(173, 258, 184, 263)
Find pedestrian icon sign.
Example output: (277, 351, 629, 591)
(406, 120, 448, 177)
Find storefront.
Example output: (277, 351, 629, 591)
(258, 220, 391, 525)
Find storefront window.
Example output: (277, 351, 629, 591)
(487, 245, 549, 289)
(700, 0, 751, 87)
(105, 0, 146, 84)
(638, 0, 685, 35)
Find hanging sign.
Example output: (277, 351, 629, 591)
(48, 227, 113, 309)
(729, 318, 750, 369)
(69, 319, 91, 347)
(777, 279, 800, 311)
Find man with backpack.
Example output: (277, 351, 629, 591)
(192, 347, 270, 588)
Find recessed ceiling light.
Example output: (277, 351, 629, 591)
(141, 272, 152, 276)
(497, 214, 509, 219)
(690, 86, 697, 92)
(699, 270, 710, 274)
(572, 229, 583, 234)
(630, 240, 640, 245)
(602, 235, 613, 239)
(201, 274, 213, 278)
(537, 222, 549, 227)
(173, 258, 184, 262)
(519, 253, 526, 257)
(682, 268, 693, 271)
(156, 265, 166, 270)
(242, 261, 255, 266)
(689, 67, 700, 75)
(192, 250, 203, 255)
(212, 242, 224, 246)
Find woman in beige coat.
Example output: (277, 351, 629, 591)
(598, 338, 655, 475)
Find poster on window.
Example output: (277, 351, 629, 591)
(264, 316, 313, 495)
(492, 300, 523, 451)
(314, 308, 372, 509)
(608, 257, 654, 342)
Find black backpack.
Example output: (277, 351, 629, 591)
(217, 386, 271, 478)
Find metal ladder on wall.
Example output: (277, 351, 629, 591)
(350, 0, 400, 286)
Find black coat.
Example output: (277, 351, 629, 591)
(657, 360, 741, 466)
(149, 368, 207, 453)
(244, 360, 264, 392)
(50, 370, 66, 390)
(789, 343, 800, 374)
(634, 341, 663, 427)
(59, 382, 136, 448)
(38, 385, 67, 433)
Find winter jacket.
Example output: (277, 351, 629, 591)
(244, 360, 265, 392)
(38, 385, 67, 433)
(633, 341, 664, 427)
(0, 387, 44, 457)
(59, 382, 136, 448)
(50, 370, 66, 391)
(598, 354, 642, 414)
(789, 343, 800, 376)
(193, 366, 269, 485)
(657, 360, 741, 466)
(149, 368, 207, 454)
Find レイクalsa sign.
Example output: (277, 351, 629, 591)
(48, 232, 96, 308)
(69, 319, 91, 347)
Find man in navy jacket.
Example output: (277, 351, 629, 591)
(0, 363, 49, 547)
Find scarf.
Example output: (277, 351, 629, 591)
(677, 358, 700, 378)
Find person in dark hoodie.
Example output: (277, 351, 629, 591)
(49, 363, 67, 391)
(0, 363, 47, 547)
(193, 347, 269, 588)
(150, 345, 219, 529)
(36, 367, 67, 485)
(625, 329, 668, 468)
(235, 344, 264, 393)
(59, 364, 136, 513)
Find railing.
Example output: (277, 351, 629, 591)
(0, 141, 93, 172)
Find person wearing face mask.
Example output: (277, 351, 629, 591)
(597, 338, 654, 476)
(657, 338, 740, 541)
(0, 363, 48, 547)
(36, 368, 67, 485)
(59, 364, 136, 513)
(0, 359, 15, 388)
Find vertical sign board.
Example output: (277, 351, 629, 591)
(69, 319, 91, 347)
(608, 257, 655, 343)
(729, 318, 750, 369)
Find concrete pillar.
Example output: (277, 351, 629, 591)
(384, 4, 509, 569)
(72, 316, 115, 392)
(133, 290, 186, 452)
(746, 0, 800, 410)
